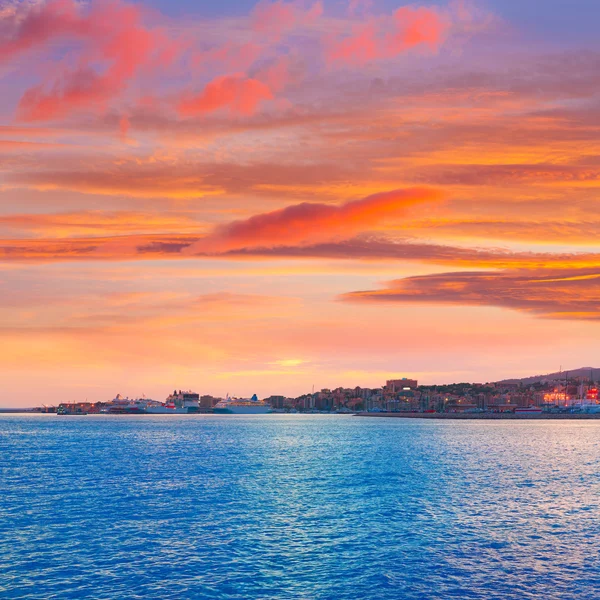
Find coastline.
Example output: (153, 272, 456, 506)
(4, 409, 600, 420)
(355, 412, 600, 419)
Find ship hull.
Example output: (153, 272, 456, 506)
(213, 405, 271, 414)
(145, 407, 198, 414)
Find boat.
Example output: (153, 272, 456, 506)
(100, 391, 201, 415)
(213, 394, 271, 414)
(570, 383, 600, 413)
(145, 390, 200, 414)
(103, 394, 147, 414)
(514, 406, 543, 414)
(57, 404, 87, 415)
(572, 402, 600, 414)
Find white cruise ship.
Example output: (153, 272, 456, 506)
(145, 390, 200, 414)
(213, 394, 271, 414)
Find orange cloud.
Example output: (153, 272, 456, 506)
(178, 74, 274, 117)
(0, 211, 205, 237)
(328, 5, 448, 65)
(406, 218, 600, 246)
(0, 234, 199, 262)
(223, 239, 600, 270)
(7, 157, 355, 198)
(0, 140, 62, 151)
(342, 268, 600, 321)
(63, 291, 300, 329)
(406, 163, 600, 187)
(187, 187, 443, 253)
(7, 164, 224, 199)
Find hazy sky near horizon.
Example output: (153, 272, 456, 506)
(2, 0, 600, 406)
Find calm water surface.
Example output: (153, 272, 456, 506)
(1, 414, 600, 599)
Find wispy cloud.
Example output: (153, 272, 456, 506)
(3, 0, 178, 122)
(327, 5, 448, 65)
(342, 268, 600, 321)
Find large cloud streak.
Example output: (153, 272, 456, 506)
(186, 187, 443, 253)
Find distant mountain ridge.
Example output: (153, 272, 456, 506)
(498, 367, 600, 385)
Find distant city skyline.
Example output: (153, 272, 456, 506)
(28, 370, 600, 414)
(1, 0, 600, 407)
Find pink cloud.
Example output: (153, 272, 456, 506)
(193, 42, 264, 73)
(119, 115, 131, 142)
(255, 56, 294, 93)
(1, 0, 491, 127)
(0, 0, 84, 63)
(328, 5, 449, 66)
(178, 74, 274, 117)
(252, 0, 323, 41)
(348, 0, 373, 17)
(5, 0, 177, 122)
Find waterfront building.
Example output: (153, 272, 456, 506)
(315, 394, 333, 411)
(265, 395, 286, 409)
(200, 395, 220, 410)
(386, 378, 418, 392)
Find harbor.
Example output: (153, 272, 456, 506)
(49, 390, 272, 415)
(27, 369, 600, 419)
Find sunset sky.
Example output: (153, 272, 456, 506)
(2, 0, 600, 406)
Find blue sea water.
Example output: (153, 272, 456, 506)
(1, 415, 600, 599)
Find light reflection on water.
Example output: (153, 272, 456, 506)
(1, 414, 600, 599)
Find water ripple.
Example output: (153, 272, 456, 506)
(1, 415, 600, 599)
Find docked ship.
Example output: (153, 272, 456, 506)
(102, 391, 201, 414)
(103, 395, 147, 414)
(572, 384, 600, 413)
(213, 394, 271, 414)
(57, 404, 88, 415)
(145, 390, 200, 414)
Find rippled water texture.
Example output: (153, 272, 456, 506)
(1, 415, 600, 599)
